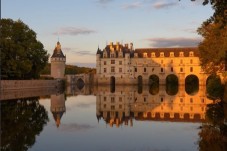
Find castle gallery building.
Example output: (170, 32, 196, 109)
(96, 42, 207, 85)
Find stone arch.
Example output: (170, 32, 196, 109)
(138, 75, 143, 85)
(77, 78, 85, 90)
(166, 74, 178, 96)
(149, 74, 159, 95)
(149, 74, 159, 85)
(110, 76, 115, 85)
(185, 74, 199, 95)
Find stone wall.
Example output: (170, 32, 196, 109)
(0, 80, 60, 90)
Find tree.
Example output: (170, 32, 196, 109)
(180, 0, 227, 74)
(0, 18, 49, 79)
(1, 97, 49, 151)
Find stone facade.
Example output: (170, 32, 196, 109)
(51, 41, 66, 79)
(96, 85, 212, 127)
(96, 42, 208, 85)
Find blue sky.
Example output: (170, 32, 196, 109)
(2, 0, 213, 67)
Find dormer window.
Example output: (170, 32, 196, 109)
(189, 51, 194, 57)
(143, 52, 147, 58)
(103, 53, 107, 58)
(151, 52, 156, 57)
(111, 53, 115, 58)
(179, 52, 184, 57)
(170, 52, 174, 57)
(119, 52, 123, 58)
(160, 52, 164, 57)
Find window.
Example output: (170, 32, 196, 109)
(180, 98, 183, 103)
(104, 61, 106, 65)
(190, 98, 193, 103)
(179, 52, 184, 57)
(111, 60, 115, 64)
(135, 68, 137, 72)
(143, 53, 147, 58)
(144, 68, 146, 72)
(180, 59, 183, 64)
(161, 68, 164, 72)
(119, 68, 122, 73)
(104, 104, 106, 108)
(151, 52, 156, 57)
(119, 97, 122, 102)
(171, 67, 173, 72)
(180, 68, 183, 72)
(189, 51, 194, 57)
(134, 53, 138, 58)
(190, 67, 193, 72)
(170, 52, 174, 57)
(144, 97, 146, 102)
(119, 61, 122, 65)
(190, 59, 193, 64)
(104, 68, 107, 73)
(119, 105, 122, 109)
(111, 67, 115, 73)
(111, 105, 115, 110)
(111, 97, 115, 103)
(161, 97, 163, 102)
(104, 97, 106, 101)
(111, 53, 114, 58)
(160, 52, 164, 57)
(171, 59, 173, 64)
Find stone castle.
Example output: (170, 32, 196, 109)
(96, 42, 208, 85)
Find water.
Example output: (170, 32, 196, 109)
(1, 85, 226, 151)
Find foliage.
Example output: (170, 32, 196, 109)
(40, 63, 95, 75)
(0, 97, 49, 151)
(198, 23, 227, 73)
(0, 18, 49, 79)
(206, 74, 224, 100)
(194, 0, 227, 74)
(198, 102, 227, 151)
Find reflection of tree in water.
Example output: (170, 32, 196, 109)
(198, 103, 227, 151)
(1, 97, 49, 151)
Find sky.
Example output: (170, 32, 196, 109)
(2, 0, 214, 67)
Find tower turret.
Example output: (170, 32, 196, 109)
(51, 41, 66, 79)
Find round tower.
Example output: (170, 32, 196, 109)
(50, 93, 66, 128)
(51, 41, 66, 79)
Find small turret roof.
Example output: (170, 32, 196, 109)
(51, 41, 66, 58)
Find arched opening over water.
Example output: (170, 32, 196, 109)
(166, 74, 178, 96)
(149, 74, 159, 95)
(185, 74, 199, 95)
(138, 75, 143, 85)
(77, 78, 85, 90)
(110, 76, 115, 86)
(110, 76, 115, 93)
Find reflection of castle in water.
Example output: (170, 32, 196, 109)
(96, 85, 213, 128)
(51, 93, 66, 127)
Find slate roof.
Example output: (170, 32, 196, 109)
(134, 47, 198, 58)
(51, 41, 66, 58)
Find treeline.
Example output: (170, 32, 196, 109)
(40, 63, 96, 75)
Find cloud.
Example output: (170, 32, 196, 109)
(152, 1, 178, 9)
(146, 37, 201, 47)
(53, 27, 96, 36)
(58, 123, 95, 132)
(61, 47, 95, 56)
(183, 28, 197, 34)
(96, 0, 113, 4)
(122, 2, 142, 9)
